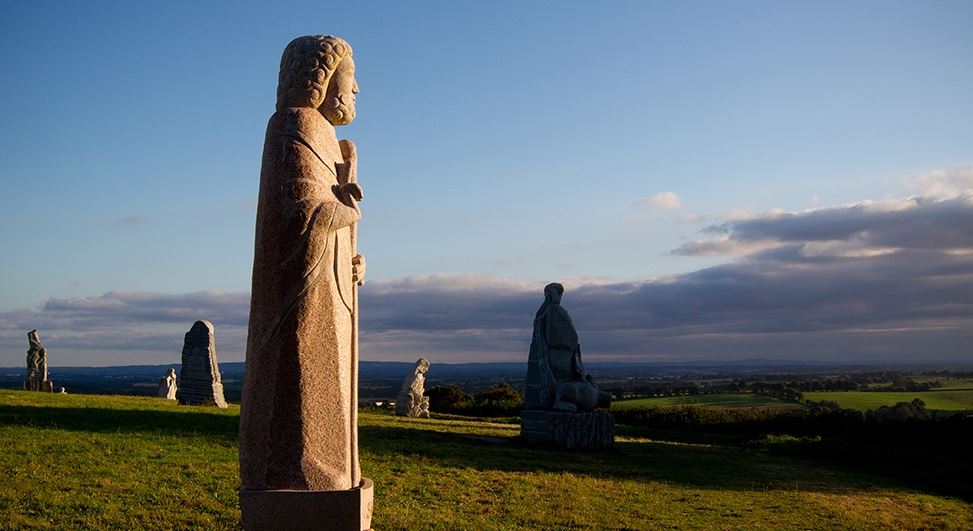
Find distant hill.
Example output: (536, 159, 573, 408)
(4, 359, 972, 403)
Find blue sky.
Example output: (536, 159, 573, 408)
(1, 1, 972, 366)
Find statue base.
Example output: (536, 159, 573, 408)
(23, 380, 53, 393)
(176, 382, 228, 408)
(521, 409, 614, 451)
(240, 478, 374, 531)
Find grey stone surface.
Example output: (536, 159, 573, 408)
(177, 321, 227, 408)
(395, 358, 430, 418)
(524, 283, 610, 412)
(159, 368, 177, 400)
(520, 409, 614, 450)
(23, 329, 53, 393)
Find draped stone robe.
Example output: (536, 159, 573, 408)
(525, 296, 581, 409)
(240, 106, 361, 491)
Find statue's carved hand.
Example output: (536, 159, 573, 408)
(335, 182, 363, 207)
(352, 254, 366, 286)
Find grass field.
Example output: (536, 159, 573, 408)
(804, 389, 973, 411)
(613, 393, 802, 410)
(1, 389, 971, 529)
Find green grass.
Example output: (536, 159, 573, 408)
(2, 389, 971, 529)
(613, 393, 803, 410)
(804, 390, 973, 411)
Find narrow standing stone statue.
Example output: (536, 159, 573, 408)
(23, 329, 53, 393)
(396, 358, 431, 418)
(158, 368, 178, 400)
(177, 321, 227, 408)
(239, 35, 372, 531)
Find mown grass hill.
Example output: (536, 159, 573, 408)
(1, 389, 971, 530)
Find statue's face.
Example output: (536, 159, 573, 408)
(320, 57, 358, 125)
(544, 283, 564, 304)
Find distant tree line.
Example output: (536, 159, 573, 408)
(425, 382, 523, 417)
(608, 372, 955, 401)
(612, 399, 967, 437)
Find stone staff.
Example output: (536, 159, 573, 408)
(338, 137, 362, 486)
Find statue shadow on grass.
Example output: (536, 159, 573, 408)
(358, 423, 973, 502)
(0, 404, 238, 444)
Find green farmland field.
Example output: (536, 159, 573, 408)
(2, 389, 971, 529)
(613, 393, 802, 411)
(804, 389, 973, 412)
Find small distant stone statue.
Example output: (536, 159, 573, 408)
(396, 358, 431, 418)
(239, 35, 372, 530)
(158, 368, 178, 400)
(59, 387, 67, 394)
(23, 329, 54, 393)
(521, 283, 614, 450)
(176, 321, 227, 408)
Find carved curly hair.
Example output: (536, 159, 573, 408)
(275, 35, 353, 111)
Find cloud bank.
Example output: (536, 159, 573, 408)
(2, 169, 971, 366)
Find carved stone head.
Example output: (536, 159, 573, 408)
(415, 358, 430, 374)
(27, 329, 41, 350)
(543, 283, 564, 305)
(276, 35, 358, 125)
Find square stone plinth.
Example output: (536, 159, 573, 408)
(240, 478, 373, 531)
(521, 410, 614, 451)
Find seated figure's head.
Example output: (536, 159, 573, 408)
(276, 35, 358, 125)
(543, 283, 564, 305)
(415, 358, 430, 374)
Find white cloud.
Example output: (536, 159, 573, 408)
(907, 166, 973, 199)
(635, 192, 682, 209)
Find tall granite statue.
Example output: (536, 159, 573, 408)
(23, 329, 53, 392)
(239, 35, 372, 530)
(521, 283, 614, 450)
(396, 358, 431, 418)
(158, 368, 178, 400)
(177, 321, 227, 408)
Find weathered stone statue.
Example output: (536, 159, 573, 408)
(176, 321, 227, 408)
(239, 35, 372, 530)
(396, 358, 431, 418)
(158, 368, 178, 400)
(521, 283, 614, 450)
(23, 329, 53, 392)
(525, 283, 610, 411)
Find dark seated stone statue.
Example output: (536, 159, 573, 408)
(524, 283, 611, 412)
